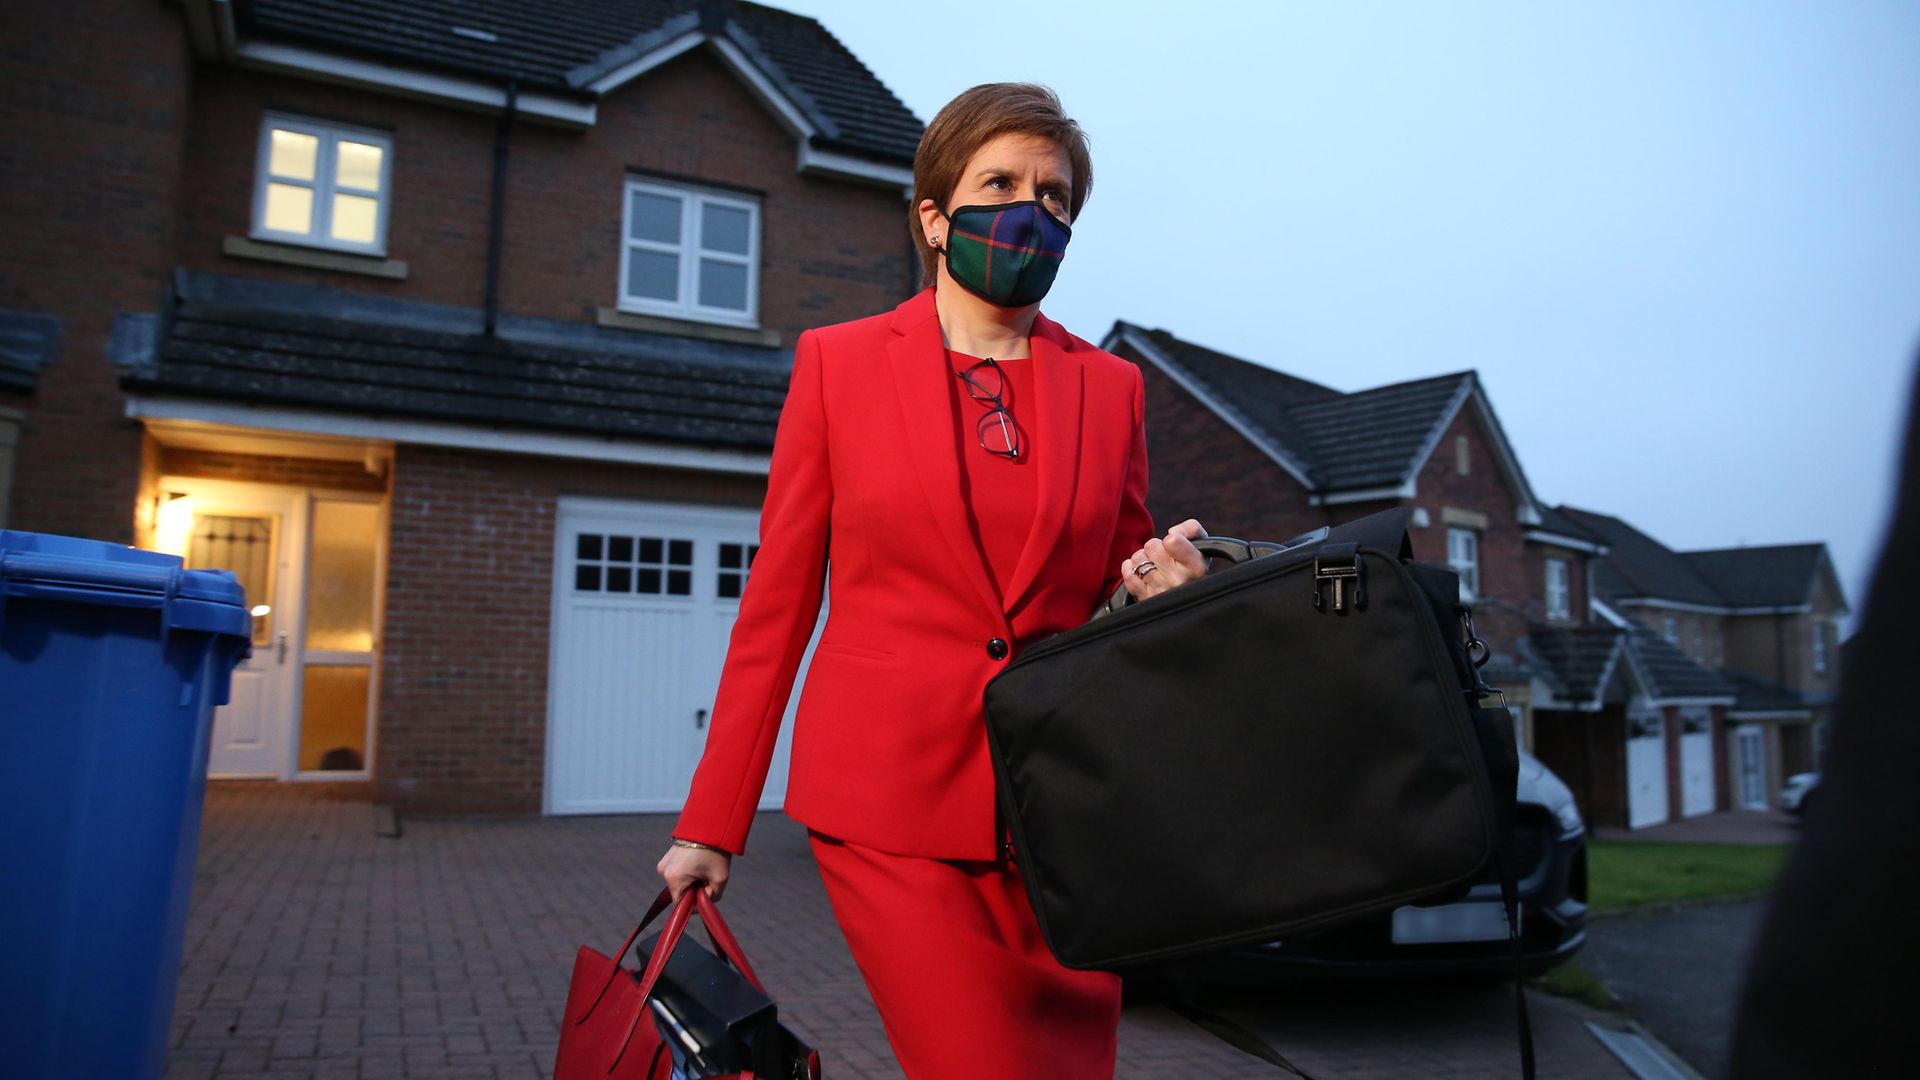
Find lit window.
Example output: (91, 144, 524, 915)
(252, 114, 393, 254)
(620, 177, 760, 327)
(1447, 527, 1479, 602)
(1545, 558, 1570, 620)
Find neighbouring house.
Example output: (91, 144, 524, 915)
(3, 0, 923, 814)
(1105, 323, 1749, 830)
(1558, 508, 1847, 813)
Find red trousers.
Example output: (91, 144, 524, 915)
(807, 829, 1122, 1079)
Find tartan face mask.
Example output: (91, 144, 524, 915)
(937, 201, 1072, 308)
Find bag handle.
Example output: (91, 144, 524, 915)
(573, 886, 769, 1073)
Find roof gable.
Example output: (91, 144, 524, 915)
(1107, 322, 1542, 516)
(220, 1, 921, 176)
(1559, 506, 1727, 608)
(1681, 544, 1844, 611)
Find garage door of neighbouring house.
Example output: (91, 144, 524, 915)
(1626, 705, 1669, 829)
(545, 497, 821, 815)
(1678, 708, 1714, 817)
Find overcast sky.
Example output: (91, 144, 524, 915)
(786, 0, 1920, 630)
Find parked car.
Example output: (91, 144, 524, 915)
(1146, 751, 1587, 986)
(1781, 772, 1821, 816)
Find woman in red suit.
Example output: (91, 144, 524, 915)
(657, 83, 1210, 1078)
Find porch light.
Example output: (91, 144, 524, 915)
(154, 492, 194, 558)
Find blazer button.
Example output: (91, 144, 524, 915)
(986, 637, 1010, 660)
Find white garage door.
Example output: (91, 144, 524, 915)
(1626, 706, 1669, 829)
(545, 497, 822, 815)
(1678, 708, 1714, 817)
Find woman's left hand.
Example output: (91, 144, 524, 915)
(1120, 518, 1210, 601)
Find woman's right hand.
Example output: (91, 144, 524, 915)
(657, 843, 732, 902)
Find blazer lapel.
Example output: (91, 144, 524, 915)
(886, 294, 1008, 623)
(998, 313, 1084, 614)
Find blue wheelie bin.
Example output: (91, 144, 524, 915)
(0, 530, 253, 1080)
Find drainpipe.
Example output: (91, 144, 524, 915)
(1773, 606, 1789, 688)
(484, 79, 519, 338)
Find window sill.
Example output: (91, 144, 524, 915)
(597, 307, 780, 348)
(223, 235, 409, 280)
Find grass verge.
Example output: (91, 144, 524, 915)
(1588, 841, 1791, 912)
(1529, 959, 1619, 1011)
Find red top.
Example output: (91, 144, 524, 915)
(946, 349, 1038, 607)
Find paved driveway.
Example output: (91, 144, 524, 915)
(1583, 900, 1766, 1080)
(168, 783, 1636, 1078)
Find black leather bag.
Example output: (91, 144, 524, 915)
(981, 507, 1519, 972)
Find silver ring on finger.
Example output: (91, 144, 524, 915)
(1134, 560, 1158, 578)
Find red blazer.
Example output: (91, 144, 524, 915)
(672, 288, 1154, 861)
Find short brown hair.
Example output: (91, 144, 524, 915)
(910, 83, 1093, 285)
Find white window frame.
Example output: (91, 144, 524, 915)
(618, 176, 761, 328)
(251, 112, 394, 256)
(1811, 619, 1829, 674)
(1663, 616, 1680, 644)
(1545, 558, 1570, 620)
(1448, 527, 1479, 602)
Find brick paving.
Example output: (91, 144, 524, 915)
(1592, 808, 1799, 846)
(169, 782, 1635, 1079)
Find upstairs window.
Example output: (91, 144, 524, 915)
(620, 177, 760, 327)
(252, 114, 393, 255)
(1544, 558, 1570, 620)
(1447, 527, 1479, 602)
(1812, 619, 1829, 674)
(1663, 616, 1680, 644)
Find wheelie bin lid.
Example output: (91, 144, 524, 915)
(0, 530, 252, 642)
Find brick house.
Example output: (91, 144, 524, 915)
(1104, 324, 1744, 829)
(1558, 508, 1847, 811)
(1, 0, 924, 814)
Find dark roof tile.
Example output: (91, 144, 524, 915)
(241, 0, 922, 162)
(122, 271, 791, 450)
(1525, 623, 1624, 704)
(1681, 545, 1831, 609)
(1558, 506, 1726, 607)
(1116, 323, 1474, 492)
(1624, 627, 1737, 700)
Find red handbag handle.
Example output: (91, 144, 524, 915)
(574, 886, 769, 1073)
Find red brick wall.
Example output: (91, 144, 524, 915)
(1120, 344, 1322, 542)
(174, 46, 911, 340)
(1125, 350, 1591, 669)
(378, 446, 766, 814)
(1, 1, 192, 543)
(1404, 404, 1588, 661)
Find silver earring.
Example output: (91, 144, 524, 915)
(930, 235, 941, 248)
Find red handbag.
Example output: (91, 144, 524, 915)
(554, 886, 821, 1080)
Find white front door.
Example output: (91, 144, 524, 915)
(1737, 727, 1768, 810)
(1626, 706, 1669, 828)
(1679, 708, 1714, 817)
(546, 497, 820, 815)
(164, 479, 305, 778)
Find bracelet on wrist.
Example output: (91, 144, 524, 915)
(672, 838, 729, 855)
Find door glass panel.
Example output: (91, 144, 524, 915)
(307, 499, 379, 651)
(186, 514, 275, 648)
(299, 664, 369, 771)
